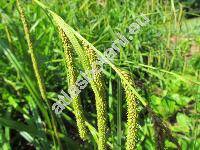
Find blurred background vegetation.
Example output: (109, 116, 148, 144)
(0, 0, 199, 149)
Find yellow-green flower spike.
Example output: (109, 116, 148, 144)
(58, 27, 88, 140)
(16, 0, 61, 147)
(121, 70, 137, 150)
(82, 41, 107, 150)
(16, 0, 46, 100)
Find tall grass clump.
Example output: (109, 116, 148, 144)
(1, 0, 200, 149)
(33, 1, 185, 149)
(49, 11, 181, 149)
(35, 6, 109, 147)
(57, 27, 88, 140)
(31, 1, 109, 147)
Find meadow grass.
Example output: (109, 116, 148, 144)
(0, 0, 199, 149)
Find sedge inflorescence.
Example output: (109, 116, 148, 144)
(57, 27, 88, 140)
(120, 70, 137, 150)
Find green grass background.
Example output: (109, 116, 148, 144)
(0, 0, 200, 149)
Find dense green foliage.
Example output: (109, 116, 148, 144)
(0, 0, 200, 149)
